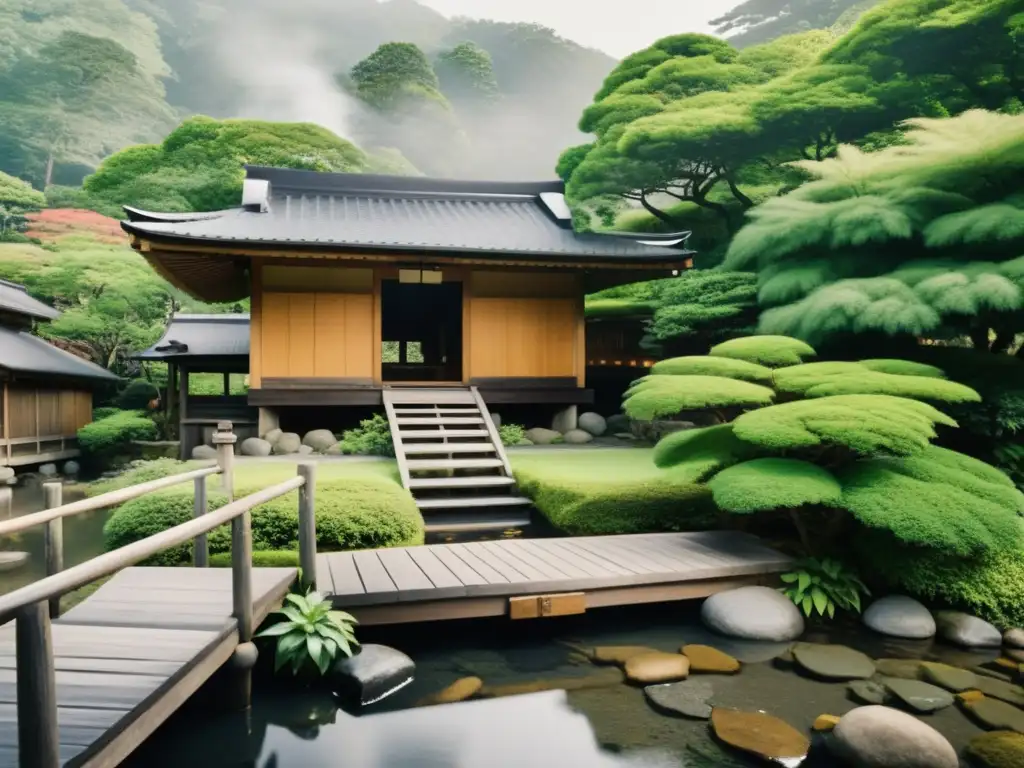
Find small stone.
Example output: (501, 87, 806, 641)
(936, 610, 1003, 648)
(961, 696, 1024, 733)
(191, 445, 217, 460)
(0, 467, 13, 482)
(330, 644, 415, 706)
(976, 675, 1024, 708)
(875, 658, 923, 680)
(62, 460, 80, 476)
(711, 708, 810, 764)
(240, 437, 272, 457)
(976, 666, 1015, 683)
(264, 428, 283, 445)
(297, 445, 314, 455)
(562, 429, 594, 444)
(644, 679, 714, 719)
(863, 595, 936, 639)
(792, 642, 876, 681)
(525, 427, 561, 445)
(849, 679, 890, 705)
(324, 443, 343, 455)
(959, 690, 986, 704)
(589, 645, 660, 665)
(681, 644, 740, 674)
(606, 413, 629, 433)
(417, 676, 482, 706)
(1006, 629, 1024, 650)
(272, 432, 302, 455)
(881, 677, 955, 713)
(1006, 649, 1024, 664)
(624, 652, 690, 685)
(919, 661, 978, 692)
(967, 731, 1024, 768)
(700, 586, 805, 642)
(813, 714, 841, 732)
(302, 429, 338, 451)
(578, 412, 607, 437)
(38, 463, 57, 476)
(831, 705, 958, 768)
(996, 658, 1022, 671)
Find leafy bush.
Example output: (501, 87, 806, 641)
(624, 375, 776, 421)
(210, 550, 300, 568)
(87, 458, 194, 496)
(780, 557, 870, 619)
(78, 411, 158, 462)
(499, 423, 526, 446)
(255, 591, 358, 676)
(709, 336, 816, 367)
(338, 414, 394, 457)
(92, 406, 120, 421)
(117, 379, 159, 410)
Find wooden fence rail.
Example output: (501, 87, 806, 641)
(0, 422, 320, 768)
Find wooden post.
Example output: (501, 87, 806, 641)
(42, 483, 63, 620)
(297, 463, 316, 591)
(16, 602, 59, 768)
(178, 366, 189, 459)
(193, 476, 208, 567)
(213, 422, 236, 501)
(1, 381, 9, 464)
(223, 372, 230, 396)
(231, 509, 253, 643)
(33, 389, 40, 457)
(166, 363, 176, 422)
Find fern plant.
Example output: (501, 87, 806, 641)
(779, 557, 870, 619)
(255, 590, 359, 675)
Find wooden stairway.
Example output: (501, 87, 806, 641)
(383, 387, 532, 530)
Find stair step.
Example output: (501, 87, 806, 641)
(409, 476, 516, 490)
(402, 443, 497, 454)
(407, 458, 505, 471)
(399, 429, 489, 439)
(424, 512, 532, 533)
(384, 390, 475, 405)
(393, 408, 480, 415)
(417, 496, 533, 511)
(396, 417, 484, 426)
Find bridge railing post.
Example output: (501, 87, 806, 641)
(16, 602, 58, 768)
(193, 476, 208, 567)
(297, 463, 316, 592)
(42, 484, 63, 620)
(229, 494, 255, 711)
(213, 422, 236, 502)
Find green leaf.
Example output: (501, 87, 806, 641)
(801, 595, 813, 616)
(307, 635, 330, 675)
(780, 573, 799, 583)
(275, 632, 305, 672)
(811, 586, 828, 616)
(826, 601, 835, 619)
(280, 606, 307, 624)
(255, 621, 297, 638)
(330, 610, 359, 625)
(798, 571, 811, 593)
(284, 593, 310, 611)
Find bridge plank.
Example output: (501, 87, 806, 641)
(351, 551, 398, 599)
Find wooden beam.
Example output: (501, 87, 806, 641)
(2, 382, 9, 465)
(178, 366, 189, 460)
(249, 263, 262, 389)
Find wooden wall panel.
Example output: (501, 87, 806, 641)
(262, 265, 373, 292)
(260, 292, 293, 379)
(1, 386, 90, 439)
(8, 387, 35, 438)
(470, 271, 575, 299)
(468, 298, 577, 378)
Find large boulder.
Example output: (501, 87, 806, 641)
(192, 445, 217, 460)
(605, 413, 629, 434)
(525, 427, 561, 445)
(330, 644, 415, 706)
(562, 429, 594, 445)
(863, 596, 936, 639)
(701, 586, 804, 642)
(303, 429, 337, 452)
(240, 437, 272, 457)
(578, 412, 607, 436)
(830, 705, 958, 768)
(272, 432, 302, 455)
(297, 445, 314, 456)
(263, 428, 283, 445)
(936, 611, 1002, 648)
(490, 412, 502, 428)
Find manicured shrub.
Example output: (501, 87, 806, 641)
(651, 355, 774, 383)
(117, 379, 160, 410)
(498, 423, 526, 446)
(209, 550, 300, 568)
(338, 414, 394, 456)
(623, 375, 775, 421)
(709, 335, 816, 367)
(92, 406, 121, 421)
(78, 410, 158, 462)
(87, 458, 194, 497)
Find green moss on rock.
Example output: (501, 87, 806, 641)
(858, 359, 948, 379)
(708, 458, 843, 514)
(966, 730, 1024, 768)
(709, 335, 816, 367)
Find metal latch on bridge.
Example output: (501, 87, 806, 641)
(508, 592, 587, 620)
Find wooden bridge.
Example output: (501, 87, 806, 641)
(0, 423, 791, 767)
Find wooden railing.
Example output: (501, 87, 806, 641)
(0, 422, 320, 768)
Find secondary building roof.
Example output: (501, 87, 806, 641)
(0, 326, 119, 382)
(0, 279, 60, 321)
(135, 314, 250, 361)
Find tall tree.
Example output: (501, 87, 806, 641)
(711, 0, 884, 47)
(434, 42, 500, 106)
(0, 172, 46, 236)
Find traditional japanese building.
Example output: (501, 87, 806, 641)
(0, 279, 118, 468)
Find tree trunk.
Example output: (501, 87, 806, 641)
(969, 326, 991, 352)
(44, 151, 55, 189)
(638, 194, 679, 227)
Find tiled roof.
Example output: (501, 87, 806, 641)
(135, 314, 250, 360)
(0, 326, 119, 380)
(121, 167, 692, 263)
(0, 279, 59, 321)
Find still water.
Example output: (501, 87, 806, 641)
(121, 602, 997, 768)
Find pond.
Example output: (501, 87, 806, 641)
(121, 601, 1003, 768)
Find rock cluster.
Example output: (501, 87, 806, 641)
(194, 428, 348, 459)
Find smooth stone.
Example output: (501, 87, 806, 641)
(605, 413, 629, 433)
(38, 463, 57, 476)
(813, 714, 841, 732)
(0, 552, 30, 573)
(681, 644, 740, 674)
(849, 679, 890, 705)
(1006, 649, 1024, 664)
(302, 429, 337, 451)
(578, 412, 607, 437)
(624, 652, 689, 685)
(324, 443, 343, 455)
(976, 676, 1024, 708)
(961, 690, 986, 704)
(700, 586, 805, 642)
(1006, 629, 1024, 650)
(62, 460, 80, 476)
(936, 611, 1003, 648)
(330, 644, 415, 706)
(272, 432, 302, 455)
(919, 661, 978, 692)
(976, 666, 1015, 683)
(297, 445, 314, 455)
(480, 668, 623, 697)
(967, 731, 1024, 768)
(831, 705, 958, 768)
(0, 467, 13, 482)
(562, 428, 594, 445)
(863, 595, 936, 639)
(644, 679, 714, 719)
(417, 676, 482, 706)
(711, 708, 810, 764)
(589, 645, 659, 665)
(525, 427, 561, 445)
(875, 658, 923, 680)
(961, 696, 1024, 733)
(792, 642, 875, 681)
(240, 437, 272, 457)
(881, 677, 955, 713)
(264, 428, 283, 445)
(490, 412, 501, 428)
(191, 445, 217, 460)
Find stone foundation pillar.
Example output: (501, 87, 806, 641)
(551, 405, 578, 434)
(258, 407, 280, 439)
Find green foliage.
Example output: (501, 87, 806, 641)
(434, 42, 499, 104)
(0, 171, 45, 237)
(117, 378, 159, 410)
(91, 406, 120, 422)
(584, 298, 657, 319)
(779, 556, 871, 619)
(87, 457, 193, 497)
(498, 423, 526, 446)
(209, 550, 300, 568)
(652, 424, 763, 481)
(708, 458, 843, 513)
(709, 335, 817, 367)
(337, 414, 394, 457)
(852, 359, 947, 378)
(255, 591, 358, 677)
(771, 362, 981, 403)
(78, 411, 157, 461)
(623, 375, 776, 421)
(651, 356, 774, 383)
(351, 43, 444, 110)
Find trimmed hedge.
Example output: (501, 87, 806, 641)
(78, 411, 158, 460)
(209, 550, 300, 568)
(103, 476, 424, 564)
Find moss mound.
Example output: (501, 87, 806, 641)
(652, 424, 762, 480)
(651, 356, 774, 383)
(623, 375, 776, 420)
(966, 731, 1024, 768)
(708, 458, 843, 514)
(709, 335, 816, 367)
(209, 550, 300, 568)
(857, 359, 948, 378)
